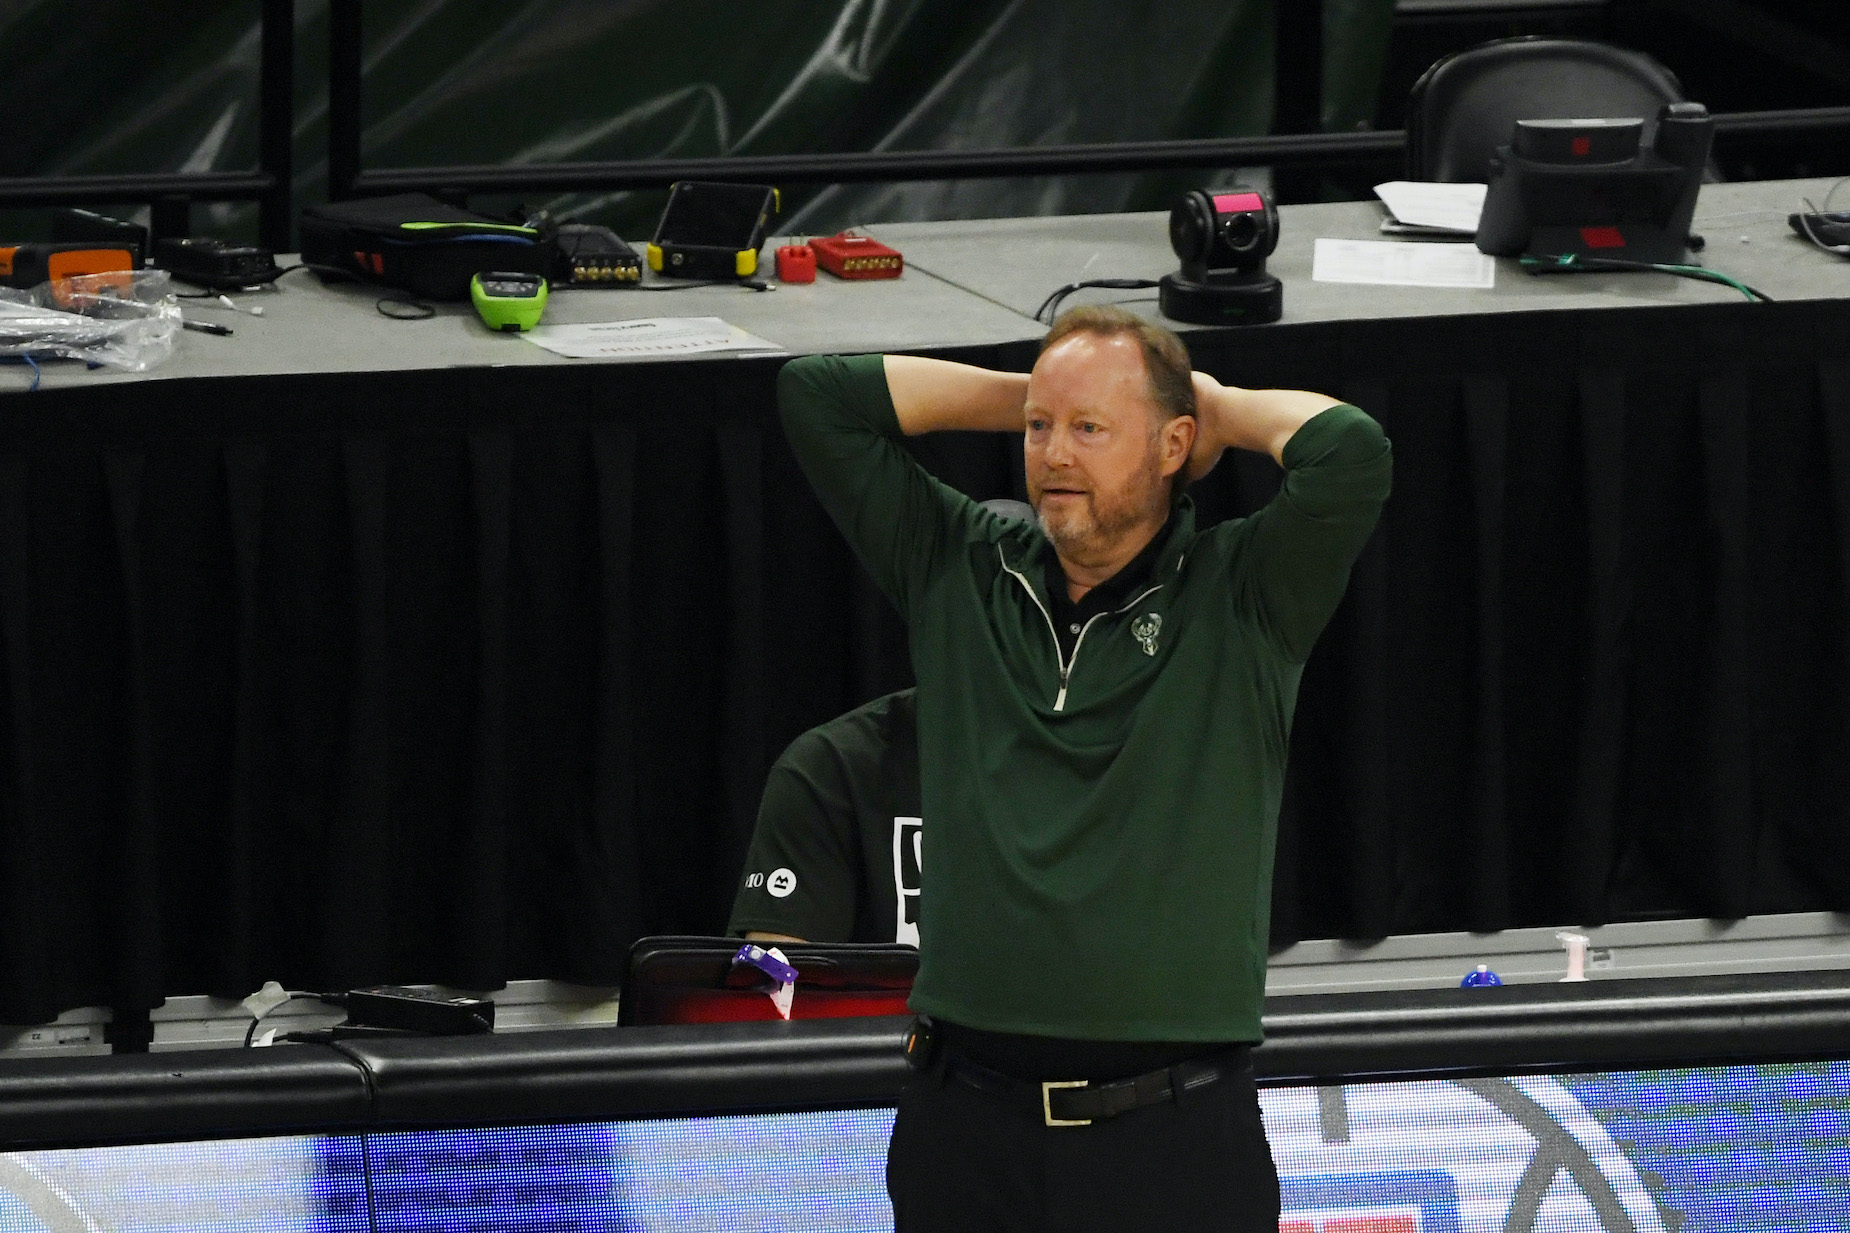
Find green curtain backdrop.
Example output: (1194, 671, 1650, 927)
(0, 0, 1395, 241)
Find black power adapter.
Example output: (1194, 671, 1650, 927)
(154, 237, 284, 290)
(344, 985, 495, 1035)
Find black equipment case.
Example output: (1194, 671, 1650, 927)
(300, 193, 552, 301)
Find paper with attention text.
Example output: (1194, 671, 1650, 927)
(1312, 238, 1497, 289)
(522, 316, 782, 361)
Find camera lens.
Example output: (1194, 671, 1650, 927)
(1223, 213, 1259, 251)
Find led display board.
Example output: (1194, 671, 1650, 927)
(3, 1060, 1845, 1232)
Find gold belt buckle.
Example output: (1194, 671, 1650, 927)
(1042, 1079, 1091, 1127)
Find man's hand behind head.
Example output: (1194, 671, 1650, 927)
(1187, 369, 1345, 472)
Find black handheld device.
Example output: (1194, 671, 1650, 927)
(647, 181, 779, 280)
(1158, 187, 1284, 326)
(52, 207, 149, 257)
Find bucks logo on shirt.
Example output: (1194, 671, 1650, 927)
(728, 691, 923, 944)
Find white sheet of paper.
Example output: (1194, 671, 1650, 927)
(1374, 181, 1488, 234)
(766, 946, 795, 1020)
(1312, 238, 1496, 289)
(522, 316, 782, 360)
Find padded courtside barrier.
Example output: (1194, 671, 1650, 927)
(3, 971, 1849, 1150)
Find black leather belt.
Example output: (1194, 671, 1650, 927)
(940, 1046, 1247, 1127)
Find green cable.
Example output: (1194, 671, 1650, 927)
(1650, 263, 1760, 301)
(1519, 253, 1770, 302)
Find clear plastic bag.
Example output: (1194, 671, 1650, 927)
(0, 268, 181, 371)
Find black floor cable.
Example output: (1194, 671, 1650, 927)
(326, 1039, 384, 1233)
(242, 992, 348, 1047)
(1795, 174, 1850, 258)
(175, 266, 307, 297)
(356, 1132, 380, 1233)
(1034, 278, 1162, 324)
(376, 296, 436, 320)
(241, 1005, 383, 1230)
(635, 278, 772, 292)
(371, 276, 770, 319)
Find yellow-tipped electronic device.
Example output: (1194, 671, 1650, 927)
(646, 182, 779, 280)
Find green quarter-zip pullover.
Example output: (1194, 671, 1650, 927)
(778, 353, 1391, 1042)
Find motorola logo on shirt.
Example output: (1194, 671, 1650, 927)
(893, 816, 922, 946)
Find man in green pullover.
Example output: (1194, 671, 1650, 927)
(778, 305, 1390, 1232)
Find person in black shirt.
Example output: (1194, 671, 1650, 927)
(727, 501, 1034, 944)
(727, 689, 922, 944)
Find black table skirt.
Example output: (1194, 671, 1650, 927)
(4, 300, 1849, 1025)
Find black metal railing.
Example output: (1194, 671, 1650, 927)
(340, 131, 1412, 199)
(1710, 105, 1850, 140)
(330, 106, 1850, 207)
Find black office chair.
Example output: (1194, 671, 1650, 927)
(1407, 36, 1693, 183)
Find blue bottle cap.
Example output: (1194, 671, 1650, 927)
(1459, 964, 1503, 988)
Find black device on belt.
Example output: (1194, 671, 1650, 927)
(904, 1014, 939, 1072)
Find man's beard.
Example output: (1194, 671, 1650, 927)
(1035, 449, 1169, 567)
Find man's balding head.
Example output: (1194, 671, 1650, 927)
(1039, 305, 1196, 427)
(1024, 306, 1198, 573)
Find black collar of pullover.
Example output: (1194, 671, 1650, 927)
(1042, 512, 1177, 659)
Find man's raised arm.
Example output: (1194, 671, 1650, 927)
(883, 355, 1029, 435)
(778, 353, 1025, 619)
(1185, 371, 1391, 662)
(1183, 372, 1343, 479)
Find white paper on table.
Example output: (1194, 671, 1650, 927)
(1373, 181, 1488, 234)
(522, 316, 783, 360)
(1312, 238, 1496, 289)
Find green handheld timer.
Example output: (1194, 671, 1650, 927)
(470, 270, 549, 332)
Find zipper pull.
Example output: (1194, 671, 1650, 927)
(1054, 668, 1070, 712)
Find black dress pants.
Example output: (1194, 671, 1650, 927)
(885, 1048, 1280, 1232)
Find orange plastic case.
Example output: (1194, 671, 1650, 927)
(0, 243, 136, 289)
(810, 232, 903, 280)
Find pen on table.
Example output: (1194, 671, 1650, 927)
(182, 319, 233, 336)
